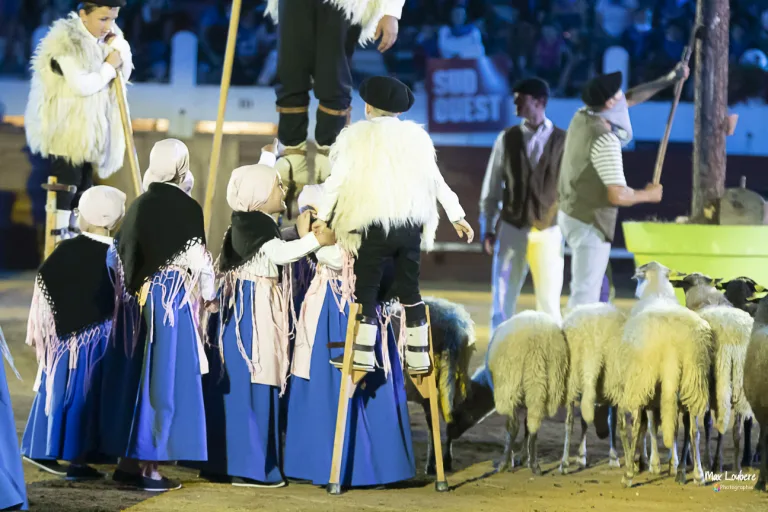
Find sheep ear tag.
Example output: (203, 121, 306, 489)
(715, 280, 729, 291)
(747, 290, 768, 302)
(755, 284, 767, 293)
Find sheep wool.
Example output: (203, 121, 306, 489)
(562, 303, 626, 424)
(697, 306, 754, 433)
(621, 301, 712, 447)
(744, 322, 768, 432)
(488, 311, 568, 432)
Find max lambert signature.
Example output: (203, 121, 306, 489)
(705, 471, 758, 482)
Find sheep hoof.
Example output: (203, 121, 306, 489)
(531, 464, 542, 476)
(621, 476, 633, 488)
(695, 477, 706, 487)
(668, 463, 678, 475)
(608, 457, 621, 469)
(753, 480, 766, 492)
(559, 461, 570, 475)
(577, 456, 587, 468)
(650, 463, 662, 475)
(675, 470, 687, 485)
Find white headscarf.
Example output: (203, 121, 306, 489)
(226, 163, 278, 212)
(77, 185, 126, 229)
(180, 170, 195, 195)
(297, 184, 325, 213)
(142, 138, 190, 190)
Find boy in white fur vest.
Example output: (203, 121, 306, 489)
(25, 0, 132, 244)
(264, 0, 403, 221)
(312, 76, 474, 373)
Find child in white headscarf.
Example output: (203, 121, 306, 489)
(195, 143, 335, 488)
(22, 185, 126, 481)
(142, 138, 195, 196)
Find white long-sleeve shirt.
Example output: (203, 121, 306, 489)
(383, 0, 405, 19)
(56, 19, 133, 97)
(478, 119, 555, 238)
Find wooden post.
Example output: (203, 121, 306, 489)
(113, 74, 142, 198)
(203, 0, 243, 237)
(691, 0, 729, 223)
(43, 177, 58, 260)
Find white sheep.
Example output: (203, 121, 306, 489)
(560, 303, 627, 473)
(744, 294, 768, 491)
(672, 273, 754, 473)
(488, 310, 568, 475)
(621, 262, 712, 487)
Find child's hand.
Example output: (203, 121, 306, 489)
(312, 219, 327, 234)
(453, 219, 474, 243)
(315, 226, 336, 247)
(297, 210, 312, 237)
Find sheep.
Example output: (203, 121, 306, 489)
(488, 310, 568, 475)
(621, 262, 712, 487)
(392, 296, 477, 475)
(560, 303, 627, 473)
(743, 294, 768, 491)
(671, 272, 754, 473)
(719, 276, 765, 467)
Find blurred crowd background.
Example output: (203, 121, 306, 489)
(2, 0, 768, 104)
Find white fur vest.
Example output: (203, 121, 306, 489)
(265, 0, 390, 46)
(328, 117, 441, 255)
(24, 14, 129, 179)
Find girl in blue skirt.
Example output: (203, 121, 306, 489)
(196, 144, 336, 488)
(22, 186, 126, 481)
(283, 185, 416, 488)
(1, 326, 27, 510)
(111, 139, 215, 492)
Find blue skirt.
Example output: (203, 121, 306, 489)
(101, 271, 207, 462)
(1, 356, 28, 510)
(194, 282, 283, 483)
(283, 290, 415, 487)
(22, 327, 109, 462)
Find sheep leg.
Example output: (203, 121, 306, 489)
(617, 408, 631, 471)
(733, 413, 743, 473)
(668, 413, 679, 475)
(422, 401, 437, 475)
(689, 414, 705, 486)
(703, 410, 713, 469)
(646, 408, 661, 475)
(755, 426, 768, 492)
(712, 432, 724, 474)
(622, 408, 643, 488)
(577, 416, 589, 468)
(676, 412, 692, 484)
(742, 417, 753, 468)
(559, 401, 574, 474)
(608, 405, 621, 468)
(498, 413, 520, 472)
(638, 409, 649, 472)
(527, 430, 541, 476)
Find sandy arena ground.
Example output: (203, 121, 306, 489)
(2, 274, 767, 511)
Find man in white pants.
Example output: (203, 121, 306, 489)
(479, 78, 566, 330)
(558, 65, 687, 309)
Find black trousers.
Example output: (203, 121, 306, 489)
(49, 155, 93, 210)
(275, 0, 361, 147)
(354, 224, 426, 324)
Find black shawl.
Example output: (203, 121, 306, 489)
(116, 183, 206, 294)
(218, 210, 282, 273)
(37, 235, 115, 337)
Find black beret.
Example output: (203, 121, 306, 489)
(581, 71, 622, 107)
(513, 77, 550, 99)
(80, 0, 127, 8)
(359, 76, 415, 113)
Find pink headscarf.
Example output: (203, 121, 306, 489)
(143, 138, 190, 190)
(226, 163, 279, 212)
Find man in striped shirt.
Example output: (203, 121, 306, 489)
(557, 65, 688, 308)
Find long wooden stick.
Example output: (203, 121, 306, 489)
(203, 0, 243, 236)
(113, 74, 142, 198)
(43, 177, 59, 260)
(652, 26, 701, 185)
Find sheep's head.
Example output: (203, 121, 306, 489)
(718, 276, 765, 310)
(668, 272, 721, 292)
(633, 262, 676, 300)
(632, 261, 671, 281)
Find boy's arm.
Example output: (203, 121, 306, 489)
(434, 169, 466, 223)
(315, 165, 347, 222)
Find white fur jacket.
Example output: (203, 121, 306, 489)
(25, 13, 133, 179)
(315, 117, 466, 255)
(265, 0, 404, 46)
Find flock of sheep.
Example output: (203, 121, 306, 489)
(416, 262, 768, 491)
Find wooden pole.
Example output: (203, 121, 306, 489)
(691, 0, 729, 223)
(112, 73, 142, 198)
(43, 177, 59, 260)
(203, 0, 243, 237)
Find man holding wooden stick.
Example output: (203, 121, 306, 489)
(25, 0, 132, 246)
(265, 0, 405, 220)
(557, 63, 689, 309)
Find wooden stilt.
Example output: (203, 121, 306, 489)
(407, 306, 449, 491)
(328, 304, 449, 494)
(112, 72, 142, 198)
(41, 177, 76, 261)
(203, 0, 243, 237)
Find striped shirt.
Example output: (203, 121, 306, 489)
(590, 132, 627, 186)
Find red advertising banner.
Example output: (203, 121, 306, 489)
(426, 57, 512, 133)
